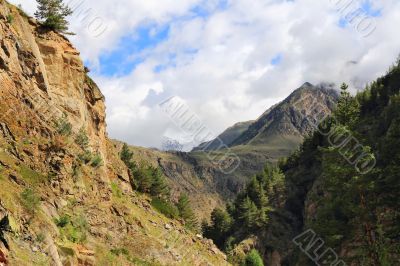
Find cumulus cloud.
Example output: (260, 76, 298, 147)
(10, 0, 400, 148)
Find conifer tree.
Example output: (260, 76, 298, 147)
(149, 167, 169, 198)
(238, 197, 258, 229)
(120, 143, 133, 166)
(135, 163, 153, 193)
(176, 194, 197, 230)
(35, 0, 73, 33)
(242, 249, 264, 266)
(335, 83, 360, 127)
(203, 208, 232, 247)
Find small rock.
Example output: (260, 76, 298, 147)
(0, 248, 7, 265)
(54, 198, 68, 209)
(196, 234, 203, 239)
(210, 247, 219, 255)
(164, 223, 172, 230)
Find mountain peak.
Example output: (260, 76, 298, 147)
(229, 83, 338, 147)
(300, 81, 313, 88)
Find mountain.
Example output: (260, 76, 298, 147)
(232, 82, 338, 147)
(186, 83, 339, 200)
(192, 121, 253, 151)
(203, 63, 400, 265)
(193, 82, 338, 154)
(0, 3, 228, 265)
(125, 84, 339, 226)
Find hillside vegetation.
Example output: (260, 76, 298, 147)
(203, 62, 400, 265)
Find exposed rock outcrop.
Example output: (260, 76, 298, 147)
(0, 2, 229, 265)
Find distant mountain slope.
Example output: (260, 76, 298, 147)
(230, 82, 339, 147)
(148, 84, 340, 209)
(112, 142, 227, 221)
(192, 121, 253, 151)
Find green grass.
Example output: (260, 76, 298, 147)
(20, 188, 40, 214)
(110, 247, 129, 256)
(151, 198, 179, 219)
(59, 214, 89, 244)
(128, 257, 157, 266)
(111, 182, 122, 198)
(19, 165, 46, 185)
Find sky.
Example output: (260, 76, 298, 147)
(10, 0, 400, 149)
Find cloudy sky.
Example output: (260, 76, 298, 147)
(11, 0, 400, 149)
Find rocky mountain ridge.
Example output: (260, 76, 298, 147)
(129, 84, 339, 222)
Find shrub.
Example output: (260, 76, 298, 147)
(75, 127, 89, 149)
(36, 232, 46, 243)
(6, 14, 13, 24)
(242, 249, 264, 266)
(151, 198, 179, 219)
(111, 182, 122, 198)
(110, 248, 129, 256)
(90, 154, 103, 168)
(72, 161, 81, 178)
(55, 115, 72, 136)
(21, 188, 40, 214)
(78, 150, 93, 164)
(55, 214, 70, 228)
(60, 214, 88, 243)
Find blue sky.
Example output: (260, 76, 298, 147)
(97, 25, 170, 76)
(94, 0, 231, 77)
(10, 0, 400, 148)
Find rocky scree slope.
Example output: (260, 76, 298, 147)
(0, 2, 229, 265)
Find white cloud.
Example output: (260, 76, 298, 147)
(10, 0, 400, 148)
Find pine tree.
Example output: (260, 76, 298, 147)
(149, 167, 169, 198)
(238, 197, 258, 229)
(335, 83, 360, 127)
(176, 194, 197, 230)
(242, 249, 264, 266)
(134, 163, 153, 193)
(35, 0, 73, 33)
(204, 208, 232, 248)
(120, 143, 133, 165)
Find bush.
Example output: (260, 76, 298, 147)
(6, 14, 14, 24)
(36, 232, 46, 243)
(21, 188, 40, 214)
(90, 154, 103, 168)
(151, 198, 179, 219)
(55, 214, 70, 228)
(55, 115, 72, 136)
(60, 214, 88, 244)
(111, 182, 122, 198)
(242, 249, 264, 266)
(78, 150, 93, 164)
(75, 127, 89, 149)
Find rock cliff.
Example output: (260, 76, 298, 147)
(0, 2, 229, 265)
